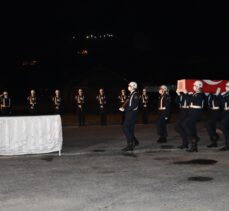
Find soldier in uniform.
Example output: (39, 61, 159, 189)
(0, 91, 12, 116)
(219, 81, 229, 151)
(205, 88, 221, 148)
(96, 88, 107, 125)
(27, 89, 38, 115)
(156, 85, 171, 143)
(52, 89, 62, 114)
(140, 88, 149, 124)
(75, 88, 86, 126)
(118, 89, 127, 124)
(174, 89, 190, 149)
(183, 80, 205, 152)
(119, 81, 140, 151)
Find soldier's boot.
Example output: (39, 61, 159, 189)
(207, 135, 218, 148)
(186, 137, 198, 152)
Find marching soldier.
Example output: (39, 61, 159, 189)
(96, 88, 107, 125)
(118, 89, 127, 124)
(174, 89, 190, 149)
(27, 89, 38, 115)
(0, 91, 12, 116)
(75, 88, 86, 126)
(140, 88, 149, 124)
(156, 85, 171, 143)
(219, 81, 229, 151)
(52, 89, 62, 114)
(206, 88, 221, 148)
(119, 81, 140, 151)
(183, 80, 205, 152)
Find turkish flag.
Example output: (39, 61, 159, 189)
(177, 79, 228, 93)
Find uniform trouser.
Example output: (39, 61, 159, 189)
(206, 110, 221, 141)
(183, 109, 202, 141)
(142, 108, 148, 124)
(29, 108, 37, 115)
(78, 109, 85, 126)
(121, 112, 125, 125)
(219, 111, 229, 147)
(99, 108, 107, 125)
(156, 112, 168, 138)
(123, 111, 138, 145)
(54, 108, 61, 115)
(174, 109, 188, 145)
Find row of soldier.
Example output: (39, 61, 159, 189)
(118, 80, 229, 152)
(0, 88, 150, 125)
(1, 80, 229, 152)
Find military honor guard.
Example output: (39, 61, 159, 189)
(0, 91, 12, 116)
(140, 88, 149, 124)
(119, 82, 140, 151)
(75, 88, 86, 126)
(52, 89, 62, 114)
(96, 88, 107, 125)
(27, 89, 38, 115)
(118, 89, 127, 124)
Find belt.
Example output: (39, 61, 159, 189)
(181, 106, 189, 109)
(190, 105, 202, 109)
(210, 107, 220, 110)
(158, 107, 166, 110)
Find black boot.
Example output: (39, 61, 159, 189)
(207, 136, 218, 148)
(157, 137, 167, 143)
(177, 144, 189, 149)
(219, 146, 229, 151)
(186, 138, 198, 152)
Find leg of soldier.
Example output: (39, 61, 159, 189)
(122, 112, 134, 151)
(156, 114, 167, 143)
(219, 113, 229, 151)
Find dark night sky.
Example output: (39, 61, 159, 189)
(3, 1, 229, 90)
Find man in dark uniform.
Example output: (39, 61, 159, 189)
(174, 89, 190, 149)
(140, 88, 149, 124)
(206, 88, 222, 148)
(75, 88, 86, 126)
(156, 85, 171, 143)
(96, 88, 107, 125)
(183, 80, 205, 152)
(27, 89, 38, 115)
(0, 91, 12, 116)
(219, 81, 229, 151)
(119, 81, 140, 151)
(52, 89, 62, 114)
(118, 89, 127, 124)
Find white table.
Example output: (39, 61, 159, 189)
(0, 115, 63, 156)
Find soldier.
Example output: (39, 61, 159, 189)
(156, 85, 171, 143)
(140, 88, 149, 124)
(205, 88, 221, 148)
(219, 81, 229, 151)
(183, 80, 205, 152)
(119, 81, 140, 151)
(27, 89, 38, 115)
(118, 89, 127, 124)
(174, 89, 190, 149)
(96, 88, 107, 125)
(0, 91, 12, 116)
(75, 88, 86, 126)
(52, 89, 62, 114)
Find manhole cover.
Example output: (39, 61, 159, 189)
(174, 159, 217, 165)
(188, 176, 213, 182)
(93, 149, 105, 152)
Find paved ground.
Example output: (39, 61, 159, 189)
(0, 121, 229, 211)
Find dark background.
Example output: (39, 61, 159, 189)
(1, 1, 229, 113)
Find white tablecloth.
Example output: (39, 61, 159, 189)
(0, 115, 63, 155)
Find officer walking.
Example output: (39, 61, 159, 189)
(140, 88, 149, 124)
(206, 88, 222, 148)
(52, 89, 62, 114)
(119, 81, 140, 151)
(0, 91, 12, 116)
(219, 81, 229, 151)
(156, 85, 171, 143)
(118, 89, 127, 124)
(183, 80, 205, 152)
(174, 89, 190, 149)
(75, 88, 86, 126)
(27, 89, 38, 115)
(96, 88, 107, 125)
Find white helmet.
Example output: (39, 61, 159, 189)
(193, 80, 203, 89)
(143, 88, 146, 92)
(160, 85, 168, 92)
(128, 81, 138, 89)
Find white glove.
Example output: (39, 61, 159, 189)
(215, 87, 221, 96)
(221, 91, 226, 96)
(188, 92, 193, 95)
(176, 89, 180, 96)
(183, 89, 188, 94)
(165, 117, 168, 120)
(119, 107, 124, 112)
(205, 93, 210, 96)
